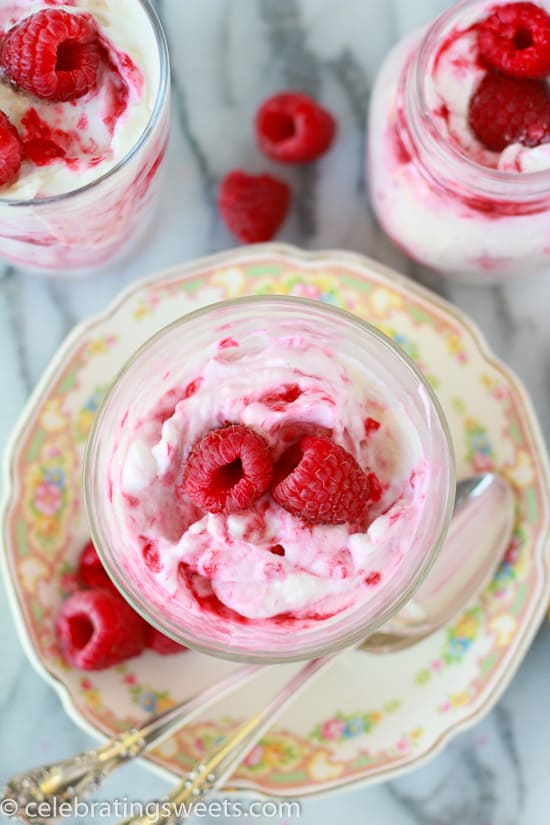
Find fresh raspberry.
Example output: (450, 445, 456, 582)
(55, 589, 148, 670)
(468, 71, 550, 151)
(146, 627, 188, 655)
(78, 541, 116, 591)
(219, 171, 290, 243)
(478, 2, 550, 79)
(272, 436, 375, 525)
(0, 111, 23, 186)
(0, 10, 100, 102)
(180, 424, 273, 514)
(255, 92, 336, 163)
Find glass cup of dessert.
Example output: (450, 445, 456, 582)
(0, 0, 169, 274)
(368, 0, 550, 282)
(84, 296, 455, 663)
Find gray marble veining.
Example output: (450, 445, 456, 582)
(1, 1, 549, 824)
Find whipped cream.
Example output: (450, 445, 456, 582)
(110, 329, 430, 627)
(368, 2, 550, 281)
(0, 0, 160, 198)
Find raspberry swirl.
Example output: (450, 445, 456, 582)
(113, 328, 430, 624)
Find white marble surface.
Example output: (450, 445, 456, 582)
(1, 1, 550, 823)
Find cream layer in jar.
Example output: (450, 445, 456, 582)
(108, 327, 430, 631)
(0, 0, 168, 271)
(368, 0, 550, 281)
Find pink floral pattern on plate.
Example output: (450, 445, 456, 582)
(2, 244, 549, 797)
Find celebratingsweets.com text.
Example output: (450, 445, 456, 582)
(0, 795, 302, 820)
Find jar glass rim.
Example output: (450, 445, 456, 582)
(412, 0, 550, 196)
(0, 0, 169, 208)
(84, 295, 456, 663)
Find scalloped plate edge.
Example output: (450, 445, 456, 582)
(2, 242, 550, 797)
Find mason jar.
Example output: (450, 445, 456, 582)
(369, 0, 550, 282)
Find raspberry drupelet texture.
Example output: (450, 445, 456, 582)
(0, 9, 101, 102)
(255, 91, 336, 163)
(272, 435, 378, 525)
(468, 71, 550, 151)
(55, 588, 149, 670)
(0, 110, 23, 186)
(78, 541, 116, 591)
(219, 171, 291, 243)
(180, 424, 274, 514)
(478, 2, 550, 79)
(146, 627, 188, 655)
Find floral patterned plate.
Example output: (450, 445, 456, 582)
(2, 244, 550, 797)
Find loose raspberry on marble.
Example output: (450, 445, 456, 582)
(478, 2, 550, 79)
(219, 171, 291, 243)
(180, 424, 273, 514)
(0, 111, 23, 186)
(255, 92, 336, 163)
(55, 589, 149, 670)
(468, 71, 550, 150)
(0, 10, 101, 102)
(78, 541, 116, 591)
(146, 627, 188, 655)
(272, 435, 377, 525)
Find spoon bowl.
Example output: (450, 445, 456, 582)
(363, 473, 515, 652)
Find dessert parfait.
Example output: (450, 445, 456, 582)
(85, 297, 455, 663)
(369, 0, 550, 281)
(0, 0, 169, 273)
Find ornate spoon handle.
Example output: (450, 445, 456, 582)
(2, 663, 262, 823)
(117, 656, 335, 825)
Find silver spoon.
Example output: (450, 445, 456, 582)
(2, 473, 514, 824)
(363, 472, 515, 651)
